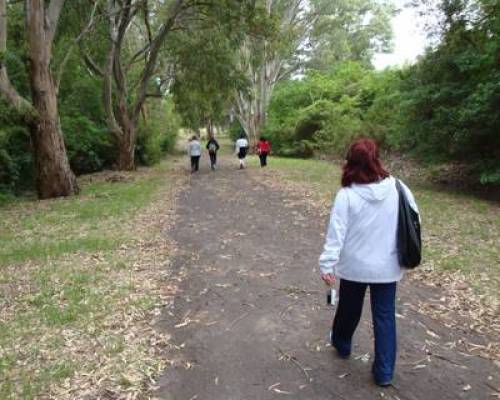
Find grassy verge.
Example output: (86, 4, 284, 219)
(250, 156, 499, 297)
(0, 160, 182, 399)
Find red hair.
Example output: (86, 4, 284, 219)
(341, 139, 389, 187)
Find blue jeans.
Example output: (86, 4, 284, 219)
(331, 279, 397, 383)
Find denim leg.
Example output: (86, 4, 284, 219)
(331, 279, 367, 356)
(370, 282, 397, 383)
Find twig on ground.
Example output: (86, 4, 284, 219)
(226, 312, 250, 331)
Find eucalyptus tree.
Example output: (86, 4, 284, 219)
(233, 0, 395, 142)
(169, 5, 252, 137)
(308, 0, 395, 69)
(234, 0, 308, 144)
(81, 0, 255, 170)
(0, 0, 78, 198)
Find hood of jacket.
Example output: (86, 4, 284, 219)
(350, 176, 395, 202)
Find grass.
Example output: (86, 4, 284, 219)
(0, 160, 180, 399)
(253, 156, 500, 296)
(0, 169, 166, 266)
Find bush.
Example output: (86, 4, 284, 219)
(264, 63, 385, 158)
(228, 119, 244, 142)
(62, 115, 114, 174)
(136, 99, 180, 166)
(0, 101, 33, 195)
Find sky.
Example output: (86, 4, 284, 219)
(372, 1, 429, 70)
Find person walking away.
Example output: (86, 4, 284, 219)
(319, 138, 419, 387)
(187, 135, 201, 173)
(206, 136, 220, 170)
(235, 133, 249, 169)
(257, 137, 271, 167)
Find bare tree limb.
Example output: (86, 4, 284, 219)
(132, 0, 184, 122)
(46, 0, 66, 45)
(82, 52, 105, 76)
(56, 0, 102, 91)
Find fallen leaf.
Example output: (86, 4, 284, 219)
(426, 329, 441, 339)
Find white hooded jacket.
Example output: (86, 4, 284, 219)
(319, 176, 419, 283)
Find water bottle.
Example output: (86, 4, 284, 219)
(326, 288, 337, 307)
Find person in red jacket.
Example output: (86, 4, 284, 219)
(256, 137, 271, 167)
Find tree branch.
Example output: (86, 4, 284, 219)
(81, 52, 105, 76)
(56, 0, 102, 91)
(0, 0, 37, 122)
(132, 0, 184, 122)
(46, 0, 66, 45)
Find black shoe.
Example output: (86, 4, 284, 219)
(329, 331, 350, 359)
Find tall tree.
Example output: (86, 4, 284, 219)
(170, 7, 249, 137)
(308, 0, 395, 69)
(81, 0, 184, 170)
(0, 0, 78, 198)
(234, 0, 395, 142)
(234, 0, 307, 143)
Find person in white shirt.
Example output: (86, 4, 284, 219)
(235, 133, 249, 169)
(319, 138, 419, 387)
(187, 135, 202, 173)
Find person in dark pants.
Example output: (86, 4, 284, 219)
(319, 138, 419, 387)
(235, 133, 249, 169)
(331, 279, 397, 382)
(206, 137, 220, 170)
(256, 137, 271, 167)
(187, 135, 201, 173)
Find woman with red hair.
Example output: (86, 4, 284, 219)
(319, 138, 419, 386)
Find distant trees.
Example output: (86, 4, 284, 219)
(169, 1, 255, 138)
(262, 0, 500, 184)
(81, 0, 257, 170)
(401, 0, 500, 183)
(1, 0, 498, 196)
(233, 0, 394, 143)
(0, 0, 258, 197)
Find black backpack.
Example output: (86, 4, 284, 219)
(395, 180, 422, 269)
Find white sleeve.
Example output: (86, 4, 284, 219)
(319, 189, 349, 275)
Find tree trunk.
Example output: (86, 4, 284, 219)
(26, 0, 78, 198)
(115, 125, 136, 171)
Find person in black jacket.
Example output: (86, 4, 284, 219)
(206, 137, 220, 170)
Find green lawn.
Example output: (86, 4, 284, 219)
(251, 156, 500, 296)
(0, 161, 178, 399)
(0, 169, 165, 266)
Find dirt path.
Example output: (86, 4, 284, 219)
(155, 157, 498, 400)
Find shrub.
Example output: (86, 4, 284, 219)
(62, 115, 114, 174)
(136, 99, 180, 166)
(0, 101, 33, 195)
